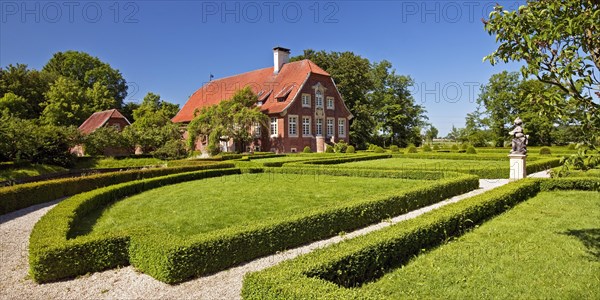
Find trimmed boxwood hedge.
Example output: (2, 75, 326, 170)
(241, 177, 600, 299)
(29, 168, 477, 283)
(327, 157, 561, 179)
(0, 163, 234, 215)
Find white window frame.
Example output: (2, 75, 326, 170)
(315, 90, 323, 107)
(253, 122, 261, 137)
(316, 118, 323, 136)
(270, 117, 278, 137)
(326, 117, 334, 137)
(302, 116, 311, 136)
(338, 118, 346, 137)
(288, 115, 298, 137)
(301, 93, 311, 108)
(326, 96, 334, 110)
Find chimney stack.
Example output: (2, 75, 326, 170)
(273, 47, 290, 74)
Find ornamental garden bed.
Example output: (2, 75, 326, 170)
(242, 177, 600, 299)
(333, 157, 560, 178)
(29, 167, 478, 284)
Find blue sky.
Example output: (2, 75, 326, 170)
(1, 0, 525, 136)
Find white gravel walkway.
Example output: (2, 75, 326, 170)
(0, 172, 548, 300)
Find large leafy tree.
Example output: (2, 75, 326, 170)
(187, 87, 268, 155)
(370, 61, 428, 147)
(43, 51, 128, 107)
(484, 0, 599, 166)
(41, 77, 89, 126)
(124, 92, 182, 154)
(0, 64, 55, 118)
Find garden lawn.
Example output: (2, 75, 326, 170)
(82, 174, 428, 238)
(361, 190, 600, 299)
(75, 157, 166, 169)
(339, 158, 506, 172)
(0, 164, 67, 181)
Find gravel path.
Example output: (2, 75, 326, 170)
(1, 173, 548, 300)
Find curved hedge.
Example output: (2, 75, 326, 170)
(29, 168, 478, 284)
(0, 163, 234, 215)
(241, 177, 599, 299)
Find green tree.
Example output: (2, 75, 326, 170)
(370, 61, 428, 147)
(0, 64, 55, 118)
(83, 126, 130, 156)
(0, 92, 30, 119)
(484, 0, 599, 167)
(121, 102, 140, 123)
(43, 51, 128, 107)
(187, 87, 268, 155)
(41, 77, 89, 126)
(425, 125, 439, 142)
(133, 92, 179, 128)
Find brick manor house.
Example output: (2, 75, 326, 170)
(172, 47, 353, 153)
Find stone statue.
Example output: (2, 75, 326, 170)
(509, 117, 528, 155)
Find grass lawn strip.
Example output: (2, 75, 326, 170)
(241, 178, 599, 299)
(362, 190, 600, 299)
(86, 174, 427, 238)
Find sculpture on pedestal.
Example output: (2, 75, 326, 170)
(509, 117, 528, 155)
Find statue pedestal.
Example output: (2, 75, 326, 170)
(316, 136, 325, 153)
(508, 154, 527, 180)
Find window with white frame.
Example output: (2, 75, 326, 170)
(270, 117, 278, 136)
(302, 94, 311, 107)
(327, 118, 334, 137)
(326, 97, 334, 109)
(316, 118, 323, 136)
(338, 118, 346, 137)
(253, 122, 261, 137)
(302, 116, 311, 136)
(315, 90, 323, 107)
(288, 115, 298, 136)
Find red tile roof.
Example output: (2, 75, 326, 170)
(172, 59, 330, 123)
(78, 109, 130, 134)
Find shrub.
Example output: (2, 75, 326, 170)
(0, 163, 234, 215)
(334, 141, 348, 153)
(466, 146, 477, 154)
(405, 145, 418, 154)
(293, 154, 391, 166)
(325, 145, 335, 153)
(423, 144, 432, 152)
(151, 139, 188, 160)
(83, 126, 131, 156)
(303, 146, 312, 153)
(346, 146, 356, 154)
(539, 147, 552, 155)
(567, 143, 576, 150)
(433, 145, 440, 151)
(460, 143, 469, 150)
(451, 144, 459, 151)
(390, 145, 399, 153)
(374, 146, 385, 153)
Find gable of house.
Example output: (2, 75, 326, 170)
(79, 109, 131, 135)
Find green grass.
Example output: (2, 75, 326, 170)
(75, 157, 166, 169)
(82, 174, 428, 238)
(0, 164, 67, 181)
(338, 158, 506, 171)
(361, 190, 600, 298)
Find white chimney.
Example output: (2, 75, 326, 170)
(273, 47, 290, 74)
